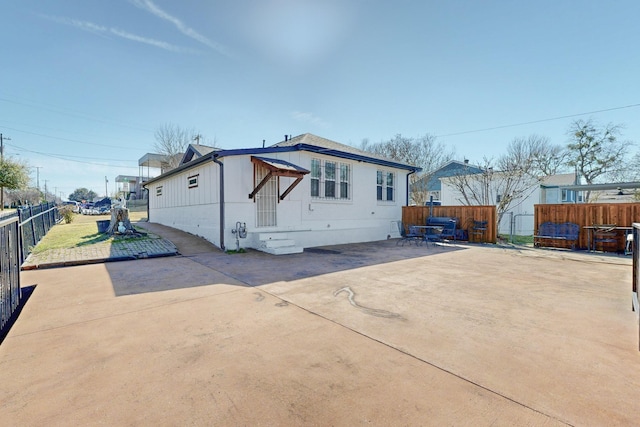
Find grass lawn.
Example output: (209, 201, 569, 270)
(31, 211, 151, 254)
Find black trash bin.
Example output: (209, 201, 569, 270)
(96, 220, 110, 233)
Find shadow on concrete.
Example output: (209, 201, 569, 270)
(0, 285, 36, 346)
(106, 239, 467, 296)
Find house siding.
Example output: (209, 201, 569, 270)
(147, 150, 409, 250)
(148, 162, 221, 245)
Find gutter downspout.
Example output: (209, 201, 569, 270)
(406, 168, 417, 206)
(212, 154, 225, 251)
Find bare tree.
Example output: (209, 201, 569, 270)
(446, 137, 548, 226)
(6, 187, 40, 207)
(566, 119, 629, 201)
(508, 134, 569, 176)
(360, 134, 455, 205)
(154, 123, 200, 171)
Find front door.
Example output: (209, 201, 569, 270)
(255, 164, 277, 227)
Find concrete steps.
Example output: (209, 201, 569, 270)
(257, 233, 303, 255)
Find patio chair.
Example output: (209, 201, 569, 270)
(470, 220, 488, 243)
(397, 221, 422, 246)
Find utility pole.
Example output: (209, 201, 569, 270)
(0, 133, 10, 160)
(0, 133, 11, 210)
(34, 166, 42, 192)
(193, 134, 201, 144)
(105, 176, 108, 197)
(44, 180, 49, 202)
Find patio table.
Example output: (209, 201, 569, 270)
(413, 225, 445, 246)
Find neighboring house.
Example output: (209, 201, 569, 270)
(411, 160, 483, 204)
(440, 172, 578, 236)
(142, 133, 421, 254)
(539, 173, 580, 204)
(557, 182, 640, 204)
(115, 175, 142, 200)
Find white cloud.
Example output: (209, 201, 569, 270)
(291, 111, 329, 127)
(128, 0, 230, 57)
(43, 15, 198, 54)
(109, 28, 199, 53)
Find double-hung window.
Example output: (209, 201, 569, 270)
(311, 158, 351, 199)
(377, 170, 395, 202)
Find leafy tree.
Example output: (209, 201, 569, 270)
(566, 119, 629, 201)
(69, 188, 98, 202)
(154, 123, 202, 171)
(0, 157, 30, 210)
(360, 134, 455, 205)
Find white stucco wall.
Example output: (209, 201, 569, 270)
(147, 151, 410, 250)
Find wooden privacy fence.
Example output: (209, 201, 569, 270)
(402, 205, 497, 243)
(535, 203, 640, 251)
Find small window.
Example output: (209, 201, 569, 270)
(188, 174, 199, 189)
(562, 189, 575, 202)
(377, 170, 395, 202)
(156, 186, 163, 196)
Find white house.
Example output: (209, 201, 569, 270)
(143, 133, 420, 254)
(440, 172, 577, 236)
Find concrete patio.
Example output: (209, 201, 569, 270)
(1, 225, 638, 426)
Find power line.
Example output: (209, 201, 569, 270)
(435, 103, 640, 138)
(0, 96, 154, 132)
(0, 125, 142, 151)
(7, 142, 138, 162)
(7, 143, 138, 169)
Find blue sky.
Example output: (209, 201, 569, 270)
(2, 0, 639, 199)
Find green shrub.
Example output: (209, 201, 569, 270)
(59, 205, 75, 224)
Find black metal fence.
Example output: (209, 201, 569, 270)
(0, 202, 60, 336)
(0, 215, 21, 332)
(18, 202, 60, 263)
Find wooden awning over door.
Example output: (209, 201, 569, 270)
(249, 156, 310, 202)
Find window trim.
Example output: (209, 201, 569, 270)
(188, 174, 199, 189)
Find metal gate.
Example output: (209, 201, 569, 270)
(255, 164, 277, 227)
